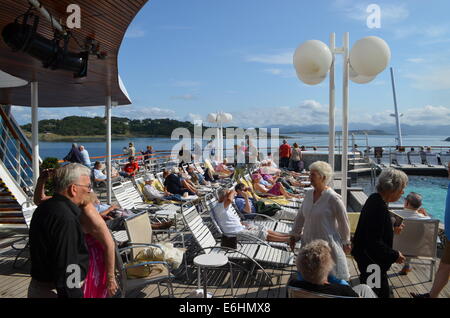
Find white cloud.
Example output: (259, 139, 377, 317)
(184, 113, 204, 123)
(351, 105, 450, 126)
(245, 51, 293, 65)
(333, 1, 409, 24)
(172, 80, 202, 88)
(230, 100, 330, 127)
(404, 66, 450, 90)
(125, 26, 146, 39)
(263, 68, 296, 78)
(171, 94, 198, 100)
(393, 24, 450, 40)
(115, 106, 176, 119)
(406, 58, 425, 64)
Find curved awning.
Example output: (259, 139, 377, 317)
(0, 69, 28, 88)
(0, 0, 147, 107)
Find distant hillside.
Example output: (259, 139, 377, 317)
(20, 116, 283, 140)
(288, 129, 390, 135)
(20, 116, 196, 137)
(268, 124, 450, 136)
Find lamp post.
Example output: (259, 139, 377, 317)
(390, 67, 403, 147)
(293, 33, 391, 207)
(207, 112, 233, 162)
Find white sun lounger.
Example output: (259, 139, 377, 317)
(425, 153, 440, 167)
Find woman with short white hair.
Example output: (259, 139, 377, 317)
(289, 240, 377, 298)
(290, 161, 351, 281)
(352, 168, 408, 298)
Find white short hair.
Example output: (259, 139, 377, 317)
(376, 168, 408, 194)
(296, 240, 334, 285)
(54, 163, 91, 193)
(309, 161, 333, 185)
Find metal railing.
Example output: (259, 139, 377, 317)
(0, 107, 35, 191)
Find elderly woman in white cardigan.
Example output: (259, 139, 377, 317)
(289, 161, 351, 281)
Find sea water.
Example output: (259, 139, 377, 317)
(39, 134, 450, 160)
(356, 175, 449, 223)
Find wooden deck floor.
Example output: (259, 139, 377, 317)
(1, 226, 449, 299)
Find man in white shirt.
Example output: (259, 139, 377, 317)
(79, 145, 91, 167)
(212, 188, 291, 242)
(397, 192, 430, 275)
(142, 174, 183, 202)
(92, 161, 107, 182)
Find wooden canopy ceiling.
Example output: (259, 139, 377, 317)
(0, 0, 147, 107)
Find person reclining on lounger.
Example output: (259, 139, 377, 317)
(251, 173, 301, 199)
(213, 188, 291, 243)
(214, 158, 234, 177)
(163, 167, 197, 196)
(234, 183, 297, 221)
(186, 165, 210, 186)
(142, 174, 183, 202)
(288, 240, 377, 298)
(93, 195, 173, 231)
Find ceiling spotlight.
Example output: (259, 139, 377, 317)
(1, 14, 89, 78)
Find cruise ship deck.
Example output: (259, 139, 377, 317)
(1, 227, 449, 298)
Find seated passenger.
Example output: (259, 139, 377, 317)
(213, 188, 291, 243)
(215, 159, 233, 176)
(258, 160, 281, 176)
(93, 161, 107, 182)
(396, 192, 430, 275)
(93, 196, 172, 231)
(186, 165, 209, 186)
(163, 168, 196, 196)
(142, 175, 183, 202)
(119, 156, 139, 178)
(234, 183, 297, 221)
(266, 152, 278, 169)
(251, 173, 300, 199)
(288, 240, 377, 298)
(407, 147, 417, 163)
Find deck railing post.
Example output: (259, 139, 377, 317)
(31, 82, 39, 186)
(106, 97, 112, 204)
(329, 32, 336, 173)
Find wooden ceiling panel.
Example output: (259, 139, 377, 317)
(0, 0, 148, 107)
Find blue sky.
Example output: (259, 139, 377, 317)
(12, 0, 450, 127)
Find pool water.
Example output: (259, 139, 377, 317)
(356, 175, 449, 222)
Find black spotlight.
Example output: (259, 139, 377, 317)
(2, 16, 89, 78)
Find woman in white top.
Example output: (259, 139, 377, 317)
(290, 161, 351, 281)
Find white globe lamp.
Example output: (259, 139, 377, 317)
(207, 113, 217, 123)
(296, 71, 327, 85)
(349, 66, 376, 84)
(349, 36, 391, 77)
(293, 40, 332, 82)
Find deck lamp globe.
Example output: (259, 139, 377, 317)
(296, 71, 327, 85)
(293, 40, 332, 84)
(293, 32, 391, 209)
(349, 36, 391, 77)
(207, 113, 217, 123)
(349, 66, 376, 84)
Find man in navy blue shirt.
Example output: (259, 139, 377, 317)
(28, 163, 91, 298)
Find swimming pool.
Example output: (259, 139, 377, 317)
(356, 175, 449, 222)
